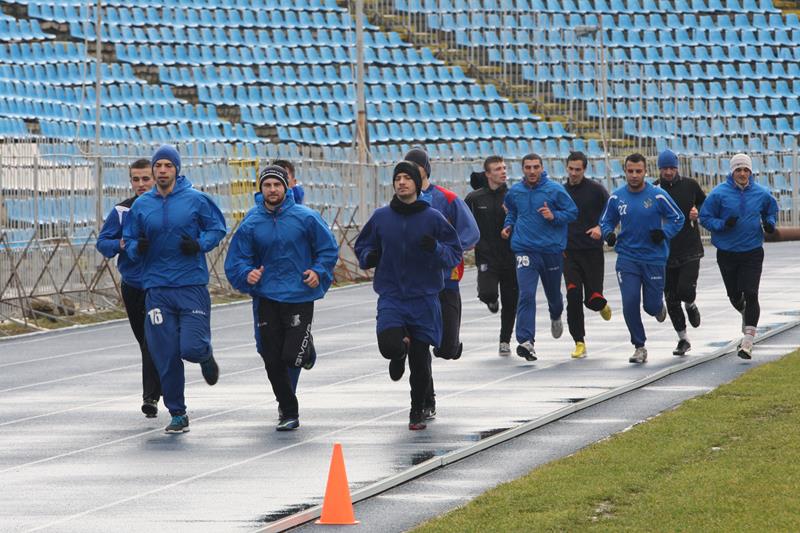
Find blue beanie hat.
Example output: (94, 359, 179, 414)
(657, 149, 678, 169)
(404, 147, 431, 178)
(152, 144, 181, 176)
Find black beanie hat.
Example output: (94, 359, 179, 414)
(393, 161, 422, 196)
(404, 147, 431, 178)
(258, 165, 289, 190)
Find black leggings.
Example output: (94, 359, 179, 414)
(664, 259, 700, 332)
(378, 327, 432, 411)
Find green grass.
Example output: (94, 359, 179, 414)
(415, 350, 800, 533)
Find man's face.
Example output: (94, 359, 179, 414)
(261, 178, 287, 207)
(485, 161, 507, 187)
(130, 167, 154, 196)
(567, 160, 586, 183)
(522, 158, 543, 185)
(732, 167, 751, 187)
(283, 168, 297, 188)
(625, 160, 646, 190)
(393, 173, 417, 200)
(153, 159, 177, 190)
(659, 167, 678, 182)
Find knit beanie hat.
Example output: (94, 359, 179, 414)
(392, 161, 422, 196)
(152, 144, 181, 176)
(729, 153, 753, 173)
(657, 149, 678, 169)
(258, 165, 289, 190)
(404, 147, 431, 178)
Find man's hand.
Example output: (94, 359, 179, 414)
(689, 206, 699, 221)
(364, 249, 380, 269)
(303, 269, 320, 288)
(420, 234, 437, 253)
(604, 232, 617, 247)
(725, 216, 738, 228)
(763, 221, 775, 234)
(138, 237, 149, 255)
(247, 266, 264, 285)
(180, 236, 201, 255)
(650, 229, 666, 244)
(537, 201, 554, 221)
(119, 238, 125, 250)
(501, 226, 512, 240)
(586, 225, 601, 240)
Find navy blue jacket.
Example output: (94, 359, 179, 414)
(699, 173, 779, 252)
(224, 191, 339, 303)
(123, 176, 227, 289)
(600, 182, 685, 265)
(96, 196, 143, 288)
(503, 172, 578, 254)
(354, 198, 463, 299)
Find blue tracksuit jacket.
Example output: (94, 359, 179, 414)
(600, 182, 685, 265)
(224, 191, 339, 303)
(503, 172, 579, 254)
(123, 176, 227, 288)
(420, 183, 479, 289)
(699, 174, 779, 252)
(96, 196, 143, 288)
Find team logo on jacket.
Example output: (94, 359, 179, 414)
(643, 199, 653, 209)
(290, 314, 301, 327)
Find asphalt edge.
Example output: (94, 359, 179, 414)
(259, 319, 800, 532)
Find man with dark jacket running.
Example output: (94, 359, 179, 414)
(225, 165, 338, 431)
(465, 155, 518, 356)
(355, 161, 462, 430)
(562, 152, 612, 359)
(96, 158, 161, 418)
(654, 149, 706, 356)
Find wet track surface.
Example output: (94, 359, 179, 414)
(1, 242, 799, 532)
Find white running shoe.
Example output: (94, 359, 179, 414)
(629, 346, 648, 363)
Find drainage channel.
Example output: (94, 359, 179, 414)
(259, 319, 800, 532)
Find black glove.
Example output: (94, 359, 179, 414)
(650, 229, 665, 244)
(604, 232, 617, 247)
(420, 234, 437, 253)
(725, 216, 738, 228)
(180, 236, 201, 255)
(364, 249, 380, 269)
(137, 237, 149, 255)
(763, 221, 775, 234)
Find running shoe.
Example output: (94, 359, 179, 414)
(498, 341, 511, 356)
(276, 417, 300, 431)
(685, 302, 701, 328)
(571, 341, 587, 359)
(165, 414, 189, 433)
(629, 346, 648, 363)
(141, 399, 158, 418)
(551, 318, 563, 339)
(516, 341, 537, 361)
(673, 339, 691, 356)
(200, 354, 219, 386)
(409, 410, 427, 430)
(422, 395, 436, 420)
(655, 305, 667, 323)
(486, 300, 499, 314)
(600, 304, 612, 321)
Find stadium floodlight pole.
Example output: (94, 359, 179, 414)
(94, 0, 104, 231)
(575, 23, 611, 192)
(354, 0, 369, 164)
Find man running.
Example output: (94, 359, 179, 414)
(225, 165, 338, 430)
(600, 153, 684, 363)
(354, 161, 462, 430)
(124, 145, 227, 433)
(699, 153, 778, 359)
(96, 158, 161, 418)
(465, 155, 518, 356)
(502, 153, 578, 361)
(654, 149, 706, 356)
(562, 151, 612, 359)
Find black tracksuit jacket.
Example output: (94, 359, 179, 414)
(464, 183, 515, 271)
(654, 175, 707, 267)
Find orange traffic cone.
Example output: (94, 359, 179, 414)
(315, 443, 360, 525)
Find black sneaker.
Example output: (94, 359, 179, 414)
(302, 342, 317, 370)
(165, 414, 189, 433)
(516, 341, 537, 361)
(486, 300, 499, 313)
(409, 409, 427, 430)
(276, 417, 300, 431)
(389, 356, 406, 381)
(685, 303, 701, 328)
(673, 339, 691, 356)
(200, 354, 219, 386)
(422, 395, 436, 420)
(141, 399, 158, 418)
